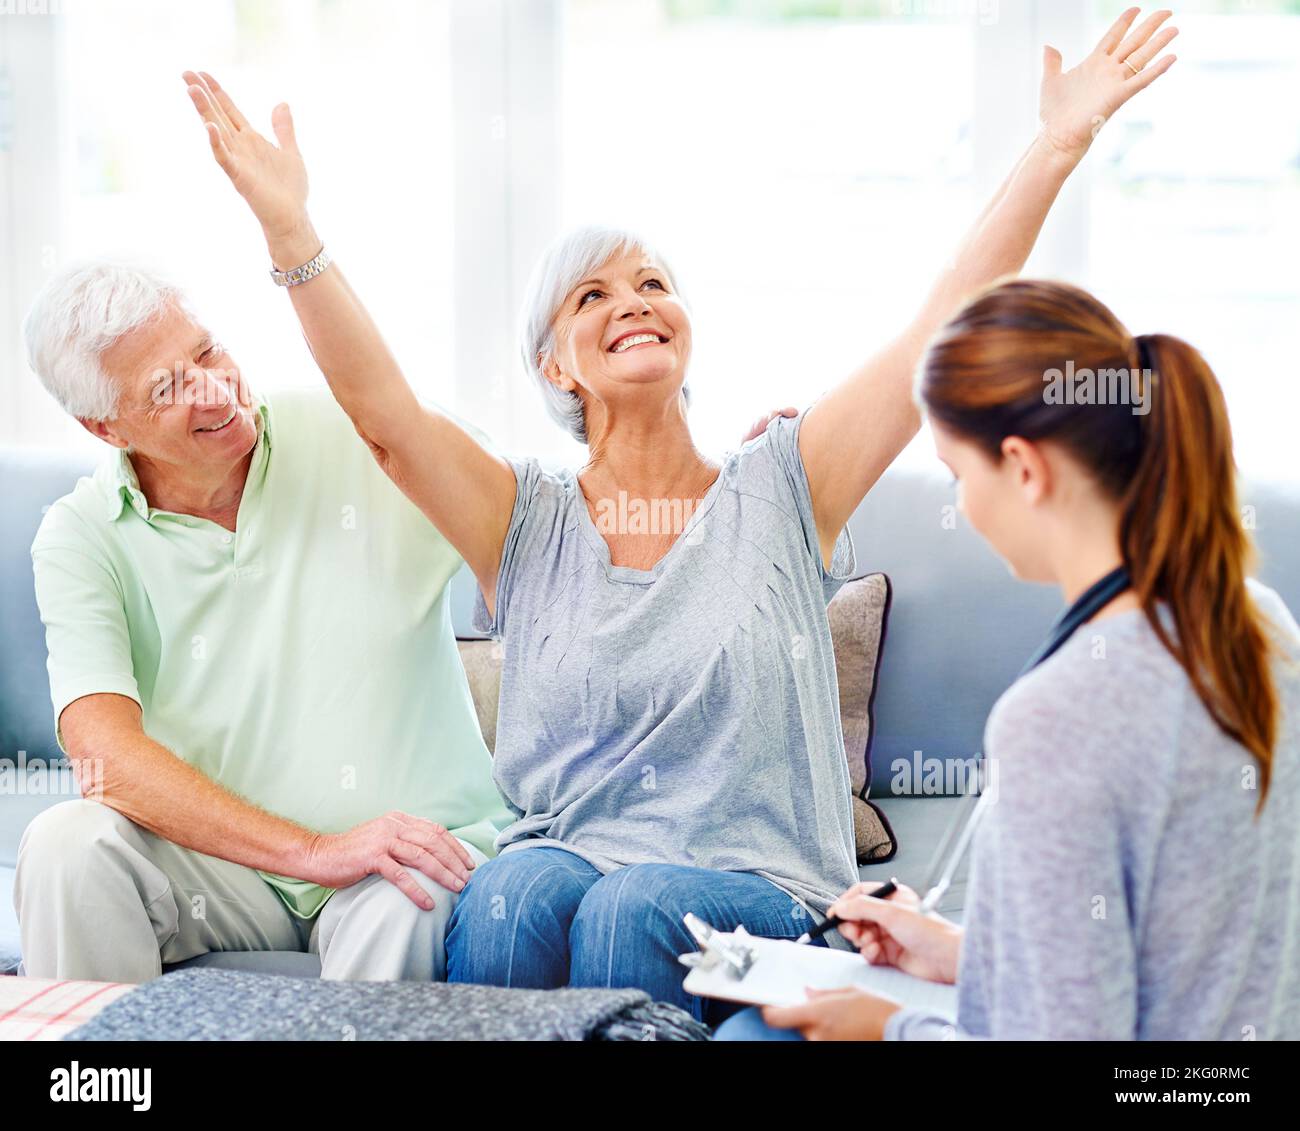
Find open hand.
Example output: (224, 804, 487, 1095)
(303, 811, 477, 909)
(182, 70, 309, 241)
(1038, 7, 1178, 161)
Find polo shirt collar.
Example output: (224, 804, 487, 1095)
(103, 397, 272, 523)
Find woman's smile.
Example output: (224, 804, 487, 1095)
(608, 331, 668, 354)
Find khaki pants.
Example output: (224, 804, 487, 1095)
(13, 799, 486, 984)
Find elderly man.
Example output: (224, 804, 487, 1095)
(14, 261, 514, 983)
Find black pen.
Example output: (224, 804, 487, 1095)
(796, 878, 898, 944)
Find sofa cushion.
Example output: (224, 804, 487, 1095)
(166, 950, 323, 979)
(0, 448, 97, 766)
(828, 573, 891, 797)
(828, 574, 896, 862)
(456, 638, 502, 754)
(851, 792, 897, 865)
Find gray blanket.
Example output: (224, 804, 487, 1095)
(66, 969, 710, 1041)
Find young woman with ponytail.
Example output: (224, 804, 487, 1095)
(717, 279, 1300, 1041)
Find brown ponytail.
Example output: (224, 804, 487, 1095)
(919, 279, 1278, 807)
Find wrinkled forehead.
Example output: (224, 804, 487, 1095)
(101, 301, 210, 391)
(563, 247, 665, 301)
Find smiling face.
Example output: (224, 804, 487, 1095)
(542, 250, 691, 430)
(89, 301, 259, 475)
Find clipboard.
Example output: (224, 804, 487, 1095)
(679, 783, 986, 1015)
(679, 916, 957, 1014)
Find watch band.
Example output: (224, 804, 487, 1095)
(270, 246, 331, 287)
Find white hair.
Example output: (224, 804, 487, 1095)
(23, 261, 192, 422)
(518, 224, 690, 443)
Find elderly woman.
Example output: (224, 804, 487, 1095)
(185, 6, 1176, 1022)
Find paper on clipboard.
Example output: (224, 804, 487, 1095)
(682, 930, 958, 1014)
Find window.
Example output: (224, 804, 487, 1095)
(1086, 0, 1300, 481)
(12, 0, 455, 447)
(5, 0, 1297, 488)
(559, 0, 977, 463)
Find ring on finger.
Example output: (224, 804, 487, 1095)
(1123, 57, 1141, 75)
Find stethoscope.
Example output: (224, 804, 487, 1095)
(914, 565, 1132, 914)
(1018, 564, 1132, 677)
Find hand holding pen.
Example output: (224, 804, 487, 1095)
(824, 880, 962, 985)
(797, 784, 988, 975)
(796, 878, 900, 944)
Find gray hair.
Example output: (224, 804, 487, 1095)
(23, 261, 191, 421)
(518, 224, 690, 443)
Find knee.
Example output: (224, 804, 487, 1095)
(368, 869, 462, 935)
(570, 864, 692, 955)
(16, 800, 132, 887)
(446, 855, 508, 937)
(346, 870, 457, 926)
(450, 852, 589, 939)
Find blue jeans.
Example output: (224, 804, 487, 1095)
(712, 1006, 806, 1041)
(444, 845, 823, 1025)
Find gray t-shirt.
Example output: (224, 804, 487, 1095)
(473, 412, 860, 914)
(888, 580, 1300, 1040)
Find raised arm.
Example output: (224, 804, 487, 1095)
(182, 71, 516, 608)
(800, 8, 1177, 565)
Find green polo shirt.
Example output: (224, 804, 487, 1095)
(31, 388, 511, 918)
